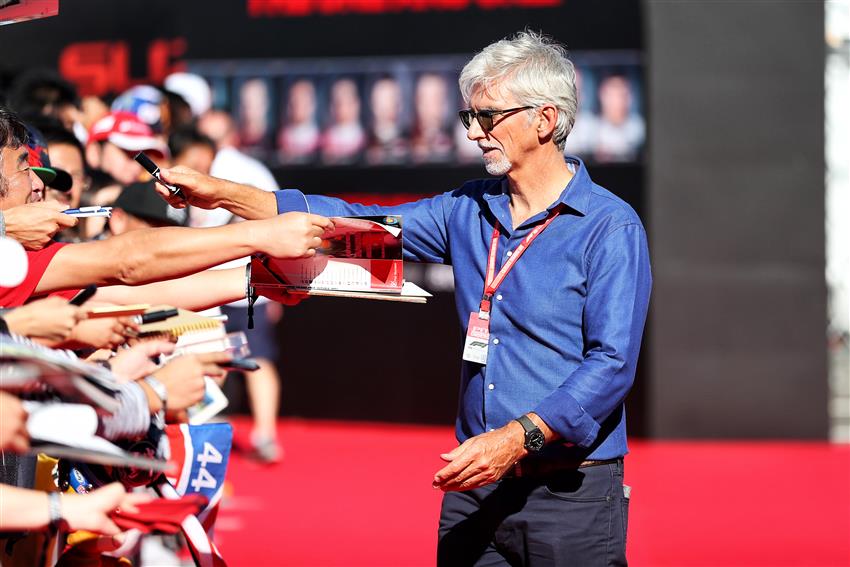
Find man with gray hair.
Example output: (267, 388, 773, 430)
(154, 31, 651, 566)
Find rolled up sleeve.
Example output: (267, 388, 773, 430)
(534, 223, 652, 447)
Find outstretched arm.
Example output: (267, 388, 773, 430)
(154, 166, 457, 264)
(156, 166, 278, 220)
(35, 212, 332, 295)
(0, 483, 149, 535)
(94, 267, 246, 312)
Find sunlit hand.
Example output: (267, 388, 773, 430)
(250, 212, 334, 259)
(2, 201, 77, 250)
(432, 422, 526, 492)
(108, 340, 176, 382)
(62, 483, 152, 536)
(3, 296, 84, 343)
(63, 317, 139, 350)
(150, 352, 230, 414)
(255, 287, 307, 307)
(154, 165, 228, 210)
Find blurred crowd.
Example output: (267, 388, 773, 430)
(220, 64, 644, 167)
(0, 70, 296, 566)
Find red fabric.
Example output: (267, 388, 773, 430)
(109, 494, 208, 534)
(0, 241, 72, 307)
(214, 417, 850, 567)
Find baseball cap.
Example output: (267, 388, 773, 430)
(88, 112, 169, 158)
(24, 124, 73, 192)
(111, 85, 164, 132)
(164, 73, 212, 117)
(113, 181, 188, 227)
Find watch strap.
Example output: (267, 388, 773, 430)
(515, 414, 545, 452)
(515, 414, 537, 434)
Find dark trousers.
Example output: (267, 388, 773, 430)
(437, 460, 629, 567)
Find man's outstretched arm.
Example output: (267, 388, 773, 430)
(94, 267, 245, 312)
(156, 166, 278, 220)
(35, 212, 332, 294)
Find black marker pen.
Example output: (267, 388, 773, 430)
(134, 152, 186, 200)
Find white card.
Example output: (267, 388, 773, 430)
(462, 311, 490, 365)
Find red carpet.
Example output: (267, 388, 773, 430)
(213, 418, 850, 567)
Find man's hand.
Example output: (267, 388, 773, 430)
(250, 212, 334, 259)
(2, 296, 84, 342)
(108, 340, 176, 382)
(62, 317, 139, 350)
(0, 392, 29, 453)
(3, 202, 77, 250)
(62, 482, 152, 536)
(155, 165, 278, 220)
(256, 287, 306, 307)
(433, 421, 527, 492)
(154, 166, 228, 210)
(150, 352, 230, 413)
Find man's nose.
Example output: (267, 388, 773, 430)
(29, 169, 45, 201)
(466, 117, 487, 142)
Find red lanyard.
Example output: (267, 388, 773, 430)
(479, 207, 562, 318)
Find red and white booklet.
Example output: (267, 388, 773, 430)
(251, 215, 431, 303)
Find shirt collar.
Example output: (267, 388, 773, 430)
(556, 156, 592, 216)
(482, 156, 592, 218)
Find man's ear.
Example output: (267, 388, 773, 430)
(537, 105, 559, 143)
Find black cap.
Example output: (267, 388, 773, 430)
(112, 181, 188, 226)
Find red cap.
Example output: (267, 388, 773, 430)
(88, 111, 169, 158)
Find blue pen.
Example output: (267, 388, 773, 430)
(62, 206, 112, 218)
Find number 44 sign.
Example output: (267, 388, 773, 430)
(191, 442, 224, 491)
(165, 423, 233, 501)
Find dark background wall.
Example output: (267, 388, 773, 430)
(645, 1, 827, 438)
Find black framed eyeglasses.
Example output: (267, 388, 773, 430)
(458, 106, 534, 132)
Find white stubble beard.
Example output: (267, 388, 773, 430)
(482, 148, 511, 176)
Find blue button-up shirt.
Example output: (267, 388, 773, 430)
(274, 157, 651, 461)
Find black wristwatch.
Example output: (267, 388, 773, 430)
(515, 415, 545, 453)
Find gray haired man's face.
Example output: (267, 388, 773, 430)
(465, 87, 534, 177)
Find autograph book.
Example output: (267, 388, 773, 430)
(250, 215, 431, 303)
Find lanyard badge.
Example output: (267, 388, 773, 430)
(462, 207, 561, 365)
(462, 311, 491, 365)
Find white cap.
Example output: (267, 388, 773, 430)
(0, 237, 28, 288)
(164, 72, 213, 117)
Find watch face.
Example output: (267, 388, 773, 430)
(526, 430, 546, 452)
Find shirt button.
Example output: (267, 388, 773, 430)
(492, 338, 500, 345)
(496, 294, 503, 301)
(488, 428, 495, 432)
(506, 250, 513, 257)
(488, 383, 495, 390)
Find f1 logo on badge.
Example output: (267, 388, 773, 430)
(468, 341, 488, 348)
